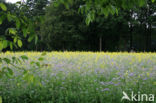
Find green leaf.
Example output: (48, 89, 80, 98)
(2, 40, 8, 49)
(115, 8, 118, 15)
(35, 36, 38, 45)
(13, 37, 17, 43)
(38, 57, 44, 61)
(53, 1, 59, 7)
(0, 96, 2, 103)
(0, 58, 2, 63)
(7, 67, 13, 76)
(23, 70, 28, 75)
(16, 58, 22, 64)
(7, 13, 12, 22)
(17, 40, 22, 48)
(16, 19, 21, 29)
(28, 35, 34, 42)
(0, 3, 7, 11)
(0, 17, 2, 25)
(0, 42, 3, 50)
(0, 15, 6, 25)
(41, 52, 47, 56)
(139, 0, 145, 7)
(10, 42, 13, 50)
(3, 58, 11, 64)
(86, 15, 91, 25)
(9, 28, 17, 35)
(30, 61, 35, 65)
(2, 67, 7, 72)
(12, 56, 21, 64)
(0, 72, 3, 78)
(16, 1, 22, 4)
(12, 57, 16, 63)
(20, 55, 28, 61)
(23, 74, 34, 83)
(5, 72, 12, 78)
(36, 62, 40, 67)
(152, 0, 155, 2)
(22, 29, 27, 38)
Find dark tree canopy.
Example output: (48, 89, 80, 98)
(0, 0, 156, 52)
(57, 0, 155, 24)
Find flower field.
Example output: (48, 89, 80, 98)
(0, 52, 156, 103)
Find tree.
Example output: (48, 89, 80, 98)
(26, 0, 49, 16)
(132, 0, 156, 51)
(22, 0, 49, 50)
(57, 0, 155, 25)
(0, 1, 37, 51)
(40, 0, 87, 51)
(41, 1, 134, 51)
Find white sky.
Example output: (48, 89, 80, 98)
(6, 0, 22, 3)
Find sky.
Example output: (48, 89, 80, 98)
(6, 0, 23, 3)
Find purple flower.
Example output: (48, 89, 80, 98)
(129, 72, 134, 77)
(143, 77, 148, 81)
(114, 82, 120, 86)
(107, 81, 114, 85)
(102, 88, 110, 92)
(100, 82, 105, 85)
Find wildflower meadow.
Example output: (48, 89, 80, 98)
(0, 52, 156, 103)
(1, 0, 156, 103)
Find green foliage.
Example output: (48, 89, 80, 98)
(20, 55, 28, 61)
(0, 2, 45, 86)
(16, 18, 21, 29)
(39, 0, 156, 51)
(0, 16, 3, 24)
(0, 96, 2, 103)
(2, 40, 8, 49)
(28, 35, 35, 42)
(0, 3, 7, 11)
(1, 0, 155, 52)
(8, 28, 17, 35)
(17, 39, 22, 48)
(6, 67, 13, 77)
(0, 1, 44, 51)
(0, 52, 47, 83)
(22, 28, 28, 38)
(57, 0, 155, 24)
(41, 52, 46, 56)
(38, 57, 44, 61)
(40, 0, 88, 51)
(3, 58, 11, 64)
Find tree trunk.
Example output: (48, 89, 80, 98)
(149, 23, 152, 51)
(129, 10, 133, 51)
(130, 24, 133, 50)
(145, 24, 149, 51)
(148, 6, 152, 51)
(99, 37, 102, 52)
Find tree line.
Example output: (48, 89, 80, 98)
(0, 0, 156, 52)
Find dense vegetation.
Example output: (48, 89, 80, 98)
(0, 52, 156, 103)
(0, 0, 156, 103)
(0, 0, 156, 52)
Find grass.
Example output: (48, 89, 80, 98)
(0, 52, 156, 103)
